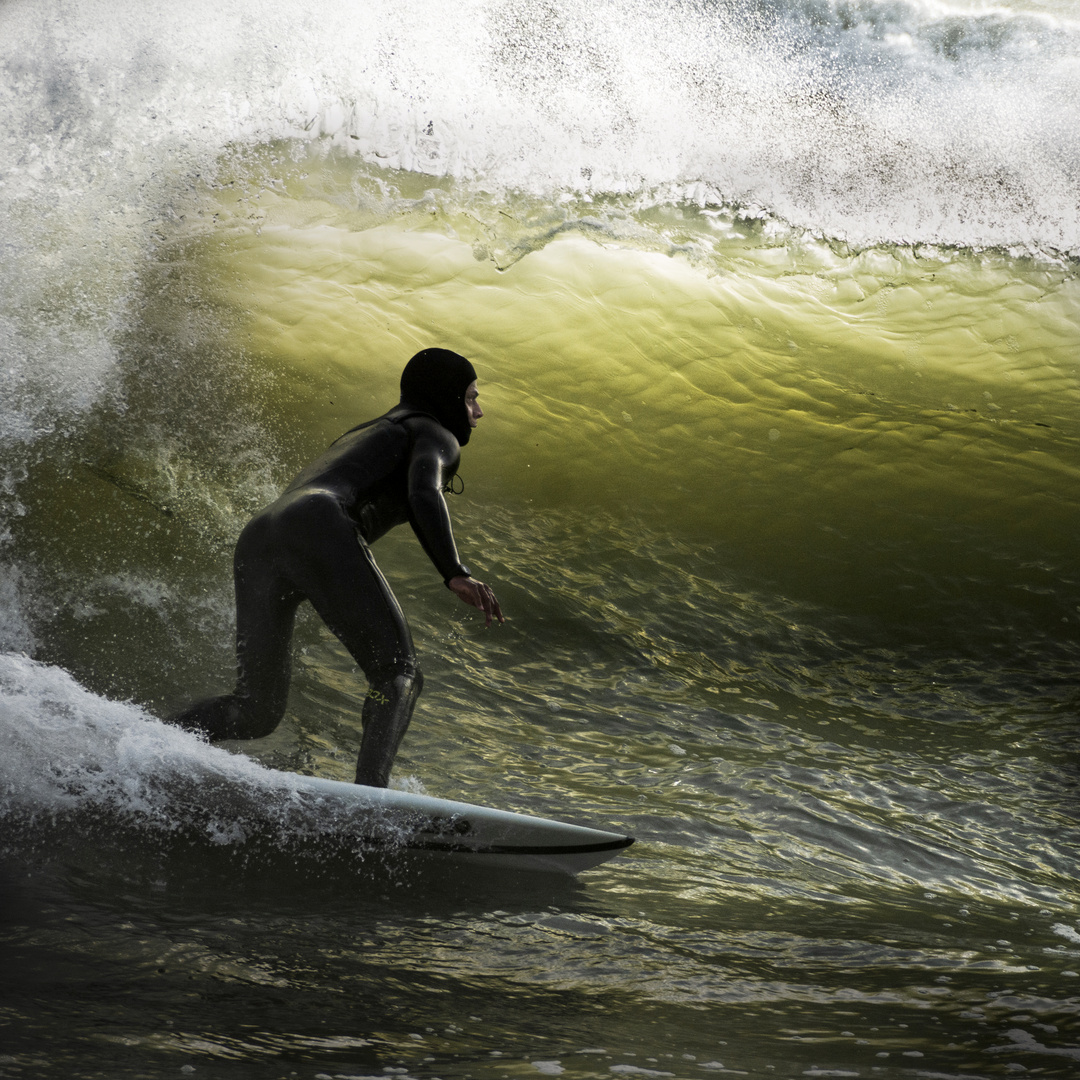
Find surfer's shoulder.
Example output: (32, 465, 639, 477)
(394, 411, 459, 453)
(327, 409, 457, 468)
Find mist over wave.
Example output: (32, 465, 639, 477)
(5, 0, 1080, 241)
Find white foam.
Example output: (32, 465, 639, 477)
(0, 651, 441, 860)
(1, 0, 1076, 248)
(0, 652, 265, 814)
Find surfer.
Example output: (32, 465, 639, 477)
(167, 347, 503, 787)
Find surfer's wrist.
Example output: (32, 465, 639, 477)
(444, 565, 471, 587)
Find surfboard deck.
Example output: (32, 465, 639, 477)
(280, 771, 635, 876)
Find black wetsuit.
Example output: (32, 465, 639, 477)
(169, 403, 470, 787)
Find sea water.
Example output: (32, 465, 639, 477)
(2, 0, 1079, 1077)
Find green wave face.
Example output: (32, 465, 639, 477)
(11, 149, 1078, 771)
(196, 151, 1080, 604)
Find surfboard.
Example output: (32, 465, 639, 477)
(282, 771, 635, 876)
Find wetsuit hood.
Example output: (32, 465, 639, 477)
(399, 348, 478, 446)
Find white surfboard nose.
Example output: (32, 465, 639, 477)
(280, 771, 635, 876)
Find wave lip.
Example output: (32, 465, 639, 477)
(2, 0, 1079, 252)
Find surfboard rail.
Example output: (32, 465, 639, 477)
(276, 771, 635, 876)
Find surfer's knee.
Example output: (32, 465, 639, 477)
(240, 700, 283, 739)
(169, 693, 284, 741)
(405, 659, 424, 698)
(368, 660, 423, 707)
(402, 661, 423, 699)
(167, 695, 246, 741)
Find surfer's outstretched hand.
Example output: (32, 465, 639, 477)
(448, 575, 504, 627)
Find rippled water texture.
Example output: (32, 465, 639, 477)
(2, 1, 1080, 1078)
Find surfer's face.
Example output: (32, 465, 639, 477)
(465, 381, 483, 430)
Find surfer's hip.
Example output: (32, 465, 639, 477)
(236, 488, 357, 560)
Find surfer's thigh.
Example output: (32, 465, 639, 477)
(343, 543, 415, 676)
(280, 499, 415, 679)
(232, 514, 303, 714)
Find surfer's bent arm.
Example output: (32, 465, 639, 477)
(405, 425, 467, 580)
(405, 423, 503, 627)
